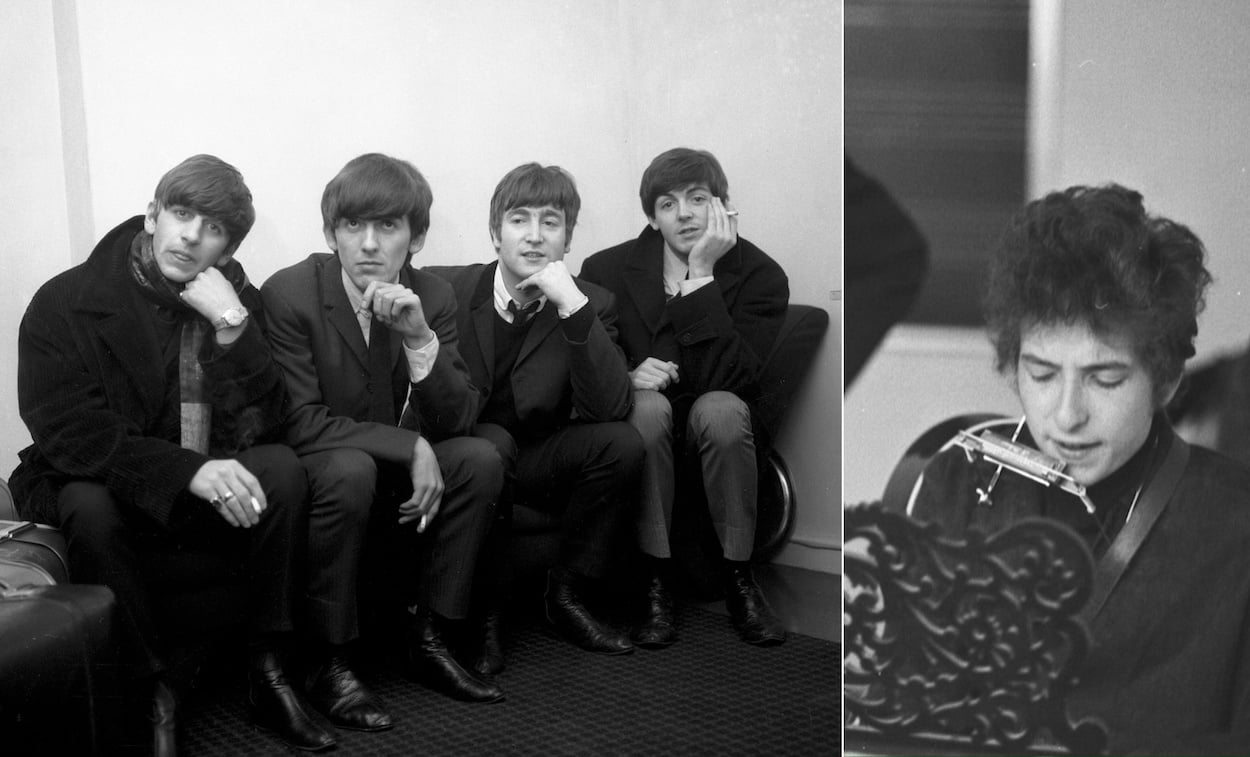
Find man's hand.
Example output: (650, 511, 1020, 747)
(361, 281, 434, 349)
(631, 357, 680, 391)
(515, 260, 585, 312)
(188, 459, 267, 528)
(399, 436, 443, 532)
(687, 197, 739, 279)
(181, 267, 244, 320)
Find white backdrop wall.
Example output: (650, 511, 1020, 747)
(1032, 0, 1250, 363)
(2, 0, 840, 573)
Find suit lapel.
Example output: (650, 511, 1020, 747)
(711, 251, 743, 302)
(625, 245, 667, 338)
(94, 307, 164, 415)
(469, 262, 498, 385)
(517, 305, 559, 366)
(320, 256, 371, 371)
(76, 244, 165, 416)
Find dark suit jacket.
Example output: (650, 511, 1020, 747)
(11, 215, 286, 526)
(579, 226, 789, 406)
(260, 253, 478, 463)
(423, 261, 633, 439)
(911, 423, 1250, 754)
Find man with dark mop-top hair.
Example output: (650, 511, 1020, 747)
(426, 162, 644, 664)
(262, 153, 506, 711)
(11, 154, 335, 754)
(580, 147, 789, 648)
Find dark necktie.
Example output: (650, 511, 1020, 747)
(506, 299, 542, 324)
(367, 316, 395, 423)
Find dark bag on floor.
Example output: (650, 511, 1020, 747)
(0, 520, 70, 588)
(1, 583, 119, 756)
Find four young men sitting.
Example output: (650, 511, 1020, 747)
(10, 148, 795, 754)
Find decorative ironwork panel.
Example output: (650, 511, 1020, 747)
(844, 505, 1107, 755)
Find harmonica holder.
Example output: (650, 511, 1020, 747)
(953, 428, 1096, 515)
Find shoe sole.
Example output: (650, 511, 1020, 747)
(634, 638, 678, 650)
(330, 720, 395, 732)
(250, 720, 337, 752)
(546, 621, 636, 655)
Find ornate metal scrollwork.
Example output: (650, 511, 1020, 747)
(843, 505, 1108, 755)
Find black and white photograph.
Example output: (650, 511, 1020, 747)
(845, 1, 1250, 754)
(0, 1, 839, 755)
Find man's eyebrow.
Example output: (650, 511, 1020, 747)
(1020, 354, 1057, 369)
(1020, 353, 1130, 372)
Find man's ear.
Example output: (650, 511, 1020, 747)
(323, 226, 339, 252)
(409, 232, 427, 256)
(489, 227, 502, 253)
(647, 216, 659, 231)
(214, 249, 236, 268)
(144, 201, 160, 234)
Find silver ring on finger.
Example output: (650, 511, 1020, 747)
(222, 491, 236, 501)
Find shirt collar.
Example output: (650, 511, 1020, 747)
(662, 246, 689, 297)
(492, 264, 546, 322)
(341, 267, 401, 342)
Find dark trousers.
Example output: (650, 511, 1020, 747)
(48, 444, 308, 678)
(476, 421, 644, 579)
(302, 436, 502, 638)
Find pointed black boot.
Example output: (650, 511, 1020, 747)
(724, 562, 787, 646)
(631, 571, 678, 649)
(305, 653, 392, 732)
(406, 607, 504, 703)
(544, 569, 634, 655)
(248, 649, 337, 752)
(151, 678, 178, 757)
(469, 607, 506, 678)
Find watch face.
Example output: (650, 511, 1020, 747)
(218, 307, 247, 328)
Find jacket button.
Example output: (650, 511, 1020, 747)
(680, 335, 693, 345)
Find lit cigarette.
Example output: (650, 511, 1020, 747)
(725, 210, 739, 217)
(250, 497, 262, 515)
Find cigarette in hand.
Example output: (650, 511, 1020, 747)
(725, 210, 739, 217)
(419, 514, 429, 532)
(250, 497, 262, 515)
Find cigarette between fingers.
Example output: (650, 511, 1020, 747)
(251, 497, 262, 515)
(419, 514, 429, 532)
(725, 210, 739, 217)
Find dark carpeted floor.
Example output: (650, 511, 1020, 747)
(178, 603, 840, 756)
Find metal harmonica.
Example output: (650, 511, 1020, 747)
(953, 428, 1095, 514)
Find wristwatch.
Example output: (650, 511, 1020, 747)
(212, 306, 249, 331)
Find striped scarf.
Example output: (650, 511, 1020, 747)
(127, 231, 248, 454)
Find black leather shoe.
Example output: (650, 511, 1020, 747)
(152, 678, 178, 757)
(248, 651, 337, 752)
(545, 570, 634, 655)
(724, 563, 787, 646)
(470, 608, 506, 678)
(306, 654, 392, 732)
(407, 608, 504, 703)
(631, 572, 678, 649)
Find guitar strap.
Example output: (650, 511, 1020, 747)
(1079, 433, 1190, 625)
